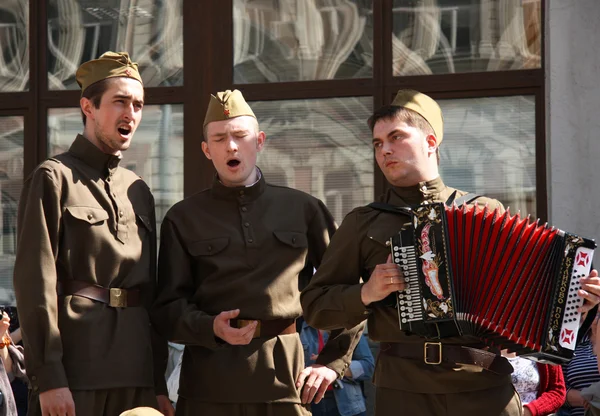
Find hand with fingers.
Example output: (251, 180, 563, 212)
(360, 254, 406, 306)
(295, 364, 338, 404)
(39, 387, 76, 416)
(213, 309, 257, 345)
(578, 269, 600, 313)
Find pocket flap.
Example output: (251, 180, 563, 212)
(273, 231, 307, 248)
(187, 237, 229, 256)
(65, 206, 109, 225)
(367, 223, 395, 247)
(136, 214, 153, 232)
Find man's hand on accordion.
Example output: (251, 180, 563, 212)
(578, 269, 600, 313)
(361, 254, 406, 306)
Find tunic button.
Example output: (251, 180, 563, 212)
(31, 376, 37, 381)
(239, 190, 245, 196)
(207, 245, 212, 252)
(119, 211, 124, 218)
(107, 177, 111, 182)
(292, 237, 296, 243)
(33, 385, 39, 391)
(244, 222, 250, 227)
(241, 207, 248, 212)
(248, 239, 253, 243)
(87, 214, 93, 220)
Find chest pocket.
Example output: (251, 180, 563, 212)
(65, 206, 109, 225)
(187, 237, 230, 256)
(273, 231, 308, 249)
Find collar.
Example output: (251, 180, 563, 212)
(211, 167, 266, 202)
(68, 134, 122, 176)
(386, 176, 446, 205)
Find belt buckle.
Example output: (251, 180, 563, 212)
(424, 342, 442, 365)
(109, 288, 127, 308)
(237, 319, 261, 338)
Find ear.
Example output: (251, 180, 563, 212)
(256, 131, 266, 151)
(201, 141, 212, 160)
(80, 97, 95, 122)
(425, 133, 438, 156)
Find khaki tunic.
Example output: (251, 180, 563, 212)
(152, 173, 363, 405)
(13, 135, 166, 395)
(301, 177, 517, 412)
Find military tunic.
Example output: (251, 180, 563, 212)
(152, 173, 363, 412)
(301, 176, 523, 415)
(13, 135, 165, 412)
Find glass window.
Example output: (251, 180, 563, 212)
(392, 0, 541, 75)
(438, 95, 536, 216)
(47, 0, 183, 90)
(0, 2, 29, 92)
(48, 104, 184, 226)
(0, 116, 24, 305)
(234, 0, 373, 83)
(252, 97, 373, 223)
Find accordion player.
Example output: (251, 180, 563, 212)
(389, 202, 596, 364)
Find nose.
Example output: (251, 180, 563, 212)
(122, 104, 134, 122)
(381, 140, 393, 155)
(226, 136, 239, 152)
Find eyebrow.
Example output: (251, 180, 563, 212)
(113, 94, 144, 105)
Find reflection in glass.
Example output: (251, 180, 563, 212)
(438, 95, 535, 216)
(253, 97, 372, 223)
(234, 0, 373, 83)
(47, 0, 183, 90)
(0, 2, 29, 92)
(48, 105, 184, 227)
(0, 116, 24, 304)
(392, 0, 541, 75)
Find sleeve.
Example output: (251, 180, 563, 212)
(347, 335, 375, 382)
(12, 168, 68, 392)
(301, 209, 371, 332)
(304, 201, 366, 378)
(151, 216, 221, 349)
(524, 363, 566, 416)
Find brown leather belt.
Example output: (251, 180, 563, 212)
(57, 280, 141, 308)
(230, 318, 296, 339)
(380, 342, 513, 375)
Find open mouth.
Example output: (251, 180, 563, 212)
(117, 125, 132, 136)
(227, 159, 241, 168)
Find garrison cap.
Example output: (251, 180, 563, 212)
(391, 89, 444, 143)
(203, 89, 256, 128)
(119, 407, 163, 416)
(76, 51, 143, 95)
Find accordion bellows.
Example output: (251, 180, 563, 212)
(390, 202, 596, 364)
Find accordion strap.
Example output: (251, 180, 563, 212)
(367, 202, 413, 217)
(445, 190, 481, 207)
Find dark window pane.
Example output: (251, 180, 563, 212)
(47, 0, 183, 90)
(234, 0, 373, 83)
(252, 97, 373, 223)
(392, 0, 541, 75)
(0, 2, 28, 92)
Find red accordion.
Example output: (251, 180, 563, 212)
(390, 202, 596, 364)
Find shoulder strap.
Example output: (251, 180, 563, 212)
(367, 202, 413, 217)
(446, 192, 481, 208)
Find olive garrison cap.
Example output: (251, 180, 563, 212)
(203, 89, 256, 128)
(76, 51, 143, 95)
(391, 89, 444, 143)
(119, 407, 163, 416)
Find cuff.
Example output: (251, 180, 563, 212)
(316, 356, 350, 379)
(349, 361, 364, 380)
(342, 284, 371, 328)
(30, 362, 69, 393)
(193, 313, 222, 350)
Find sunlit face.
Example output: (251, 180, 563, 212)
(372, 118, 437, 187)
(81, 77, 144, 155)
(202, 116, 265, 187)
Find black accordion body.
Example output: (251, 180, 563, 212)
(390, 202, 596, 364)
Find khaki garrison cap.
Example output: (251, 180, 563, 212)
(203, 89, 256, 128)
(391, 89, 444, 143)
(76, 51, 143, 95)
(119, 407, 163, 416)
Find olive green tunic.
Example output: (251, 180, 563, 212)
(13, 135, 166, 397)
(301, 177, 521, 415)
(152, 173, 363, 406)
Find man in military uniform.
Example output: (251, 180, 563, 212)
(13, 52, 173, 416)
(152, 89, 363, 415)
(301, 89, 600, 415)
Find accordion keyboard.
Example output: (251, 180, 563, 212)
(391, 229, 422, 324)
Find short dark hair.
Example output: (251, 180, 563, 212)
(369, 105, 440, 163)
(80, 78, 118, 126)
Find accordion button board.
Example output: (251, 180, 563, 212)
(389, 202, 596, 364)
